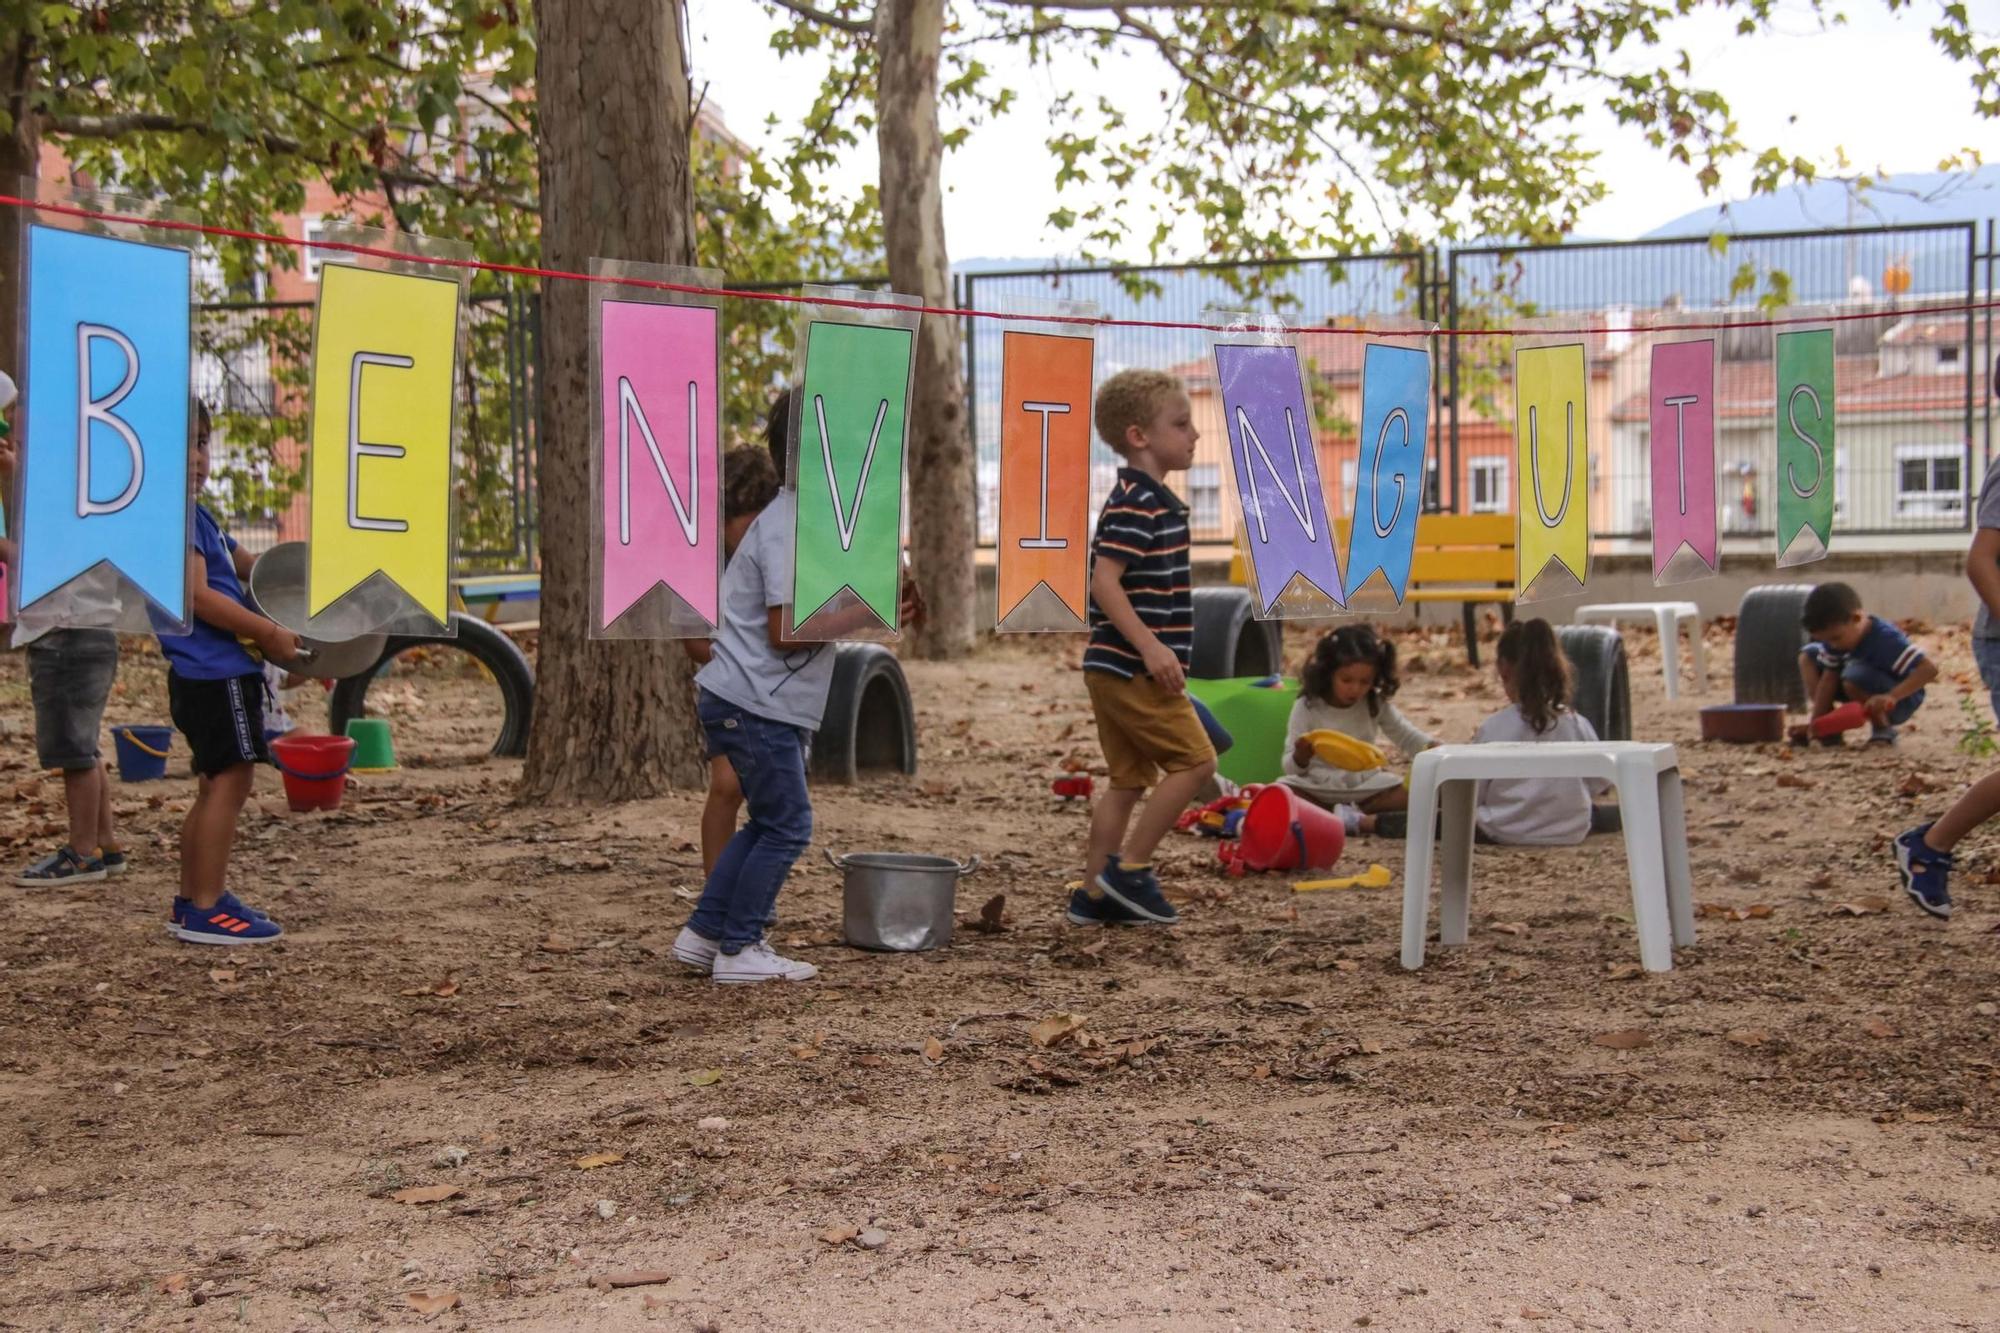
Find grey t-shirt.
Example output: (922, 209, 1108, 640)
(695, 490, 834, 731)
(1977, 466, 2000, 640)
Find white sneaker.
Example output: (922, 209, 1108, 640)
(671, 927, 719, 972)
(712, 941, 818, 985)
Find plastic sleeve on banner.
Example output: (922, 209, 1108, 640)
(787, 305, 915, 642)
(1214, 342, 1344, 617)
(306, 257, 461, 637)
(1345, 342, 1433, 602)
(16, 220, 193, 634)
(996, 329, 1093, 632)
(1514, 341, 1590, 601)
(1775, 328, 1836, 567)
(1649, 337, 1718, 585)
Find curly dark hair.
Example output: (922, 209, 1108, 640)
(1299, 623, 1399, 717)
(764, 386, 793, 475)
(1495, 617, 1570, 734)
(723, 445, 780, 521)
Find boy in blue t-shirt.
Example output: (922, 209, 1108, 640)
(1798, 581, 1938, 745)
(153, 401, 302, 944)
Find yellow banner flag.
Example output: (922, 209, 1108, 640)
(1513, 342, 1589, 594)
(307, 264, 459, 624)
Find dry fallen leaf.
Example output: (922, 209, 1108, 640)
(594, 1269, 675, 1290)
(1897, 772, 1940, 797)
(818, 1226, 860, 1246)
(1488, 921, 1529, 937)
(1806, 871, 1834, 891)
(1775, 772, 1815, 789)
(922, 1036, 945, 1063)
(1605, 963, 1645, 981)
(208, 968, 236, 985)
(575, 1152, 624, 1170)
(1592, 1029, 1653, 1051)
(1725, 1028, 1768, 1047)
(1832, 897, 1892, 917)
(389, 1184, 464, 1205)
(403, 1288, 461, 1317)
(539, 934, 576, 953)
(157, 1273, 189, 1295)
(1862, 1019, 1898, 1040)
(1028, 1012, 1088, 1048)
(686, 1068, 723, 1087)
(854, 1054, 886, 1069)
(1357, 1039, 1384, 1055)
(1730, 866, 1765, 885)
(968, 893, 1007, 935)
(789, 1045, 821, 1061)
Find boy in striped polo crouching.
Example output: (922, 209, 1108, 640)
(1068, 369, 1215, 928)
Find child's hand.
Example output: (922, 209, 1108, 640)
(1293, 737, 1316, 767)
(898, 578, 926, 629)
(1140, 639, 1185, 693)
(254, 620, 305, 665)
(1865, 694, 1895, 726)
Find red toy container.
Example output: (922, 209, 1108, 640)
(1227, 784, 1345, 872)
(270, 733, 356, 812)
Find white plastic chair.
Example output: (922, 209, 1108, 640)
(1400, 742, 1695, 973)
(1575, 602, 1707, 700)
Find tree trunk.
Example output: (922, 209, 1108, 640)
(522, 0, 706, 802)
(876, 0, 975, 659)
(0, 37, 42, 383)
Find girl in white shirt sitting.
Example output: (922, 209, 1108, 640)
(1473, 617, 1621, 845)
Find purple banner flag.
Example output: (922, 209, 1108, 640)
(1214, 343, 1343, 616)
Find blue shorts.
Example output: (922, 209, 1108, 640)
(1975, 637, 2000, 724)
(1836, 657, 1923, 725)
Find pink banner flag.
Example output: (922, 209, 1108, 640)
(1649, 337, 1717, 583)
(598, 299, 720, 630)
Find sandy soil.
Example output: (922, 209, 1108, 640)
(1, 617, 1996, 1331)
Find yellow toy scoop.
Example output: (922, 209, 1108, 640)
(1302, 729, 1386, 771)
(1293, 863, 1394, 893)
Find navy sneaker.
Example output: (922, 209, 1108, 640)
(1869, 725, 1900, 746)
(1094, 857, 1179, 925)
(16, 846, 107, 886)
(171, 898, 284, 945)
(1893, 825, 1952, 920)
(101, 849, 129, 877)
(1065, 886, 1143, 926)
(169, 893, 274, 931)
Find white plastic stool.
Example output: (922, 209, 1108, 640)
(1400, 742, 1695, 973)
(1575, 602, 1706, 700)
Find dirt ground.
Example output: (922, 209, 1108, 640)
(2, 613, 1997, 1332)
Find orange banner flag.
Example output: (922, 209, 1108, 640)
(996, 330, 1094, 631)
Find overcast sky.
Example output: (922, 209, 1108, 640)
(685, 2, 1999, 261)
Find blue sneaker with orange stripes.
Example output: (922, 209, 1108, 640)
(170, 896, 284, 945)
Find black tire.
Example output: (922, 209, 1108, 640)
(1556, 623, 1632, 741)
(1189, 587, 1282, 680)
(329, 614, 537, 759)
(813, 643, 917, 785)
(1733, 584, 1814, 709)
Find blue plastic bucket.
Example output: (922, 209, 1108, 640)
(112, 725, 174, 782)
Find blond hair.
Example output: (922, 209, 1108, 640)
(1094, 369, 1182, 454)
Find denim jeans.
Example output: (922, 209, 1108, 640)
(685, 689, 814, 953)
(1976, 637, 2000, 725)
(1840, 659, 1924, 726)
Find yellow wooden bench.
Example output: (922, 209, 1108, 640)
(1230, 513, 1516, 664)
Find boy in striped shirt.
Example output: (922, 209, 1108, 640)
(1069, 370, 1216, 928)
(1798, 581, 1937, 745)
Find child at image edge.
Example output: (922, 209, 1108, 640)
(156, 400, 304, 944)
(1070, 369, 1216, 928)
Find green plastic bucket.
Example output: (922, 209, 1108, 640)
(343, 717, 398, 772)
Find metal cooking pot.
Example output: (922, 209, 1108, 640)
(247, 542, 390, 680)
(828, 849, 981, 952)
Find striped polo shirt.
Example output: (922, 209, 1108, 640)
(1085, 467, 1193, 678)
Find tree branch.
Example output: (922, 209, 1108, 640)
(768, 0, 874, 34)
(46, 110, 305, 156)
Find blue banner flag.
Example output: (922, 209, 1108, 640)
(1343, 343, 1431, 600)
(16, 226, 191, 619)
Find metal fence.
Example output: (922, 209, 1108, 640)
(1446, 222, 1981, 542)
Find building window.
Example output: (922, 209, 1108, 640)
(302, 216, 339, 282)
(1894, 442, 1965, 516)
(1468, 457, 1509, 513)
(1187, 463, 1222, 534)
(1939, 345, 1961, 367)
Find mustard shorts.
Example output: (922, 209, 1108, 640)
(1086, 671, 1217, 790)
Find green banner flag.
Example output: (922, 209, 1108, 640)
(792, 318, 913, 632)
(1775, 328, 1835, 566)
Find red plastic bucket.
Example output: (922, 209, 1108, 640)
(270, 733, 355, 812)
(1233, 783, 1346, 872)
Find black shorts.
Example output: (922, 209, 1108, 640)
(167, 671, 270, 777)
